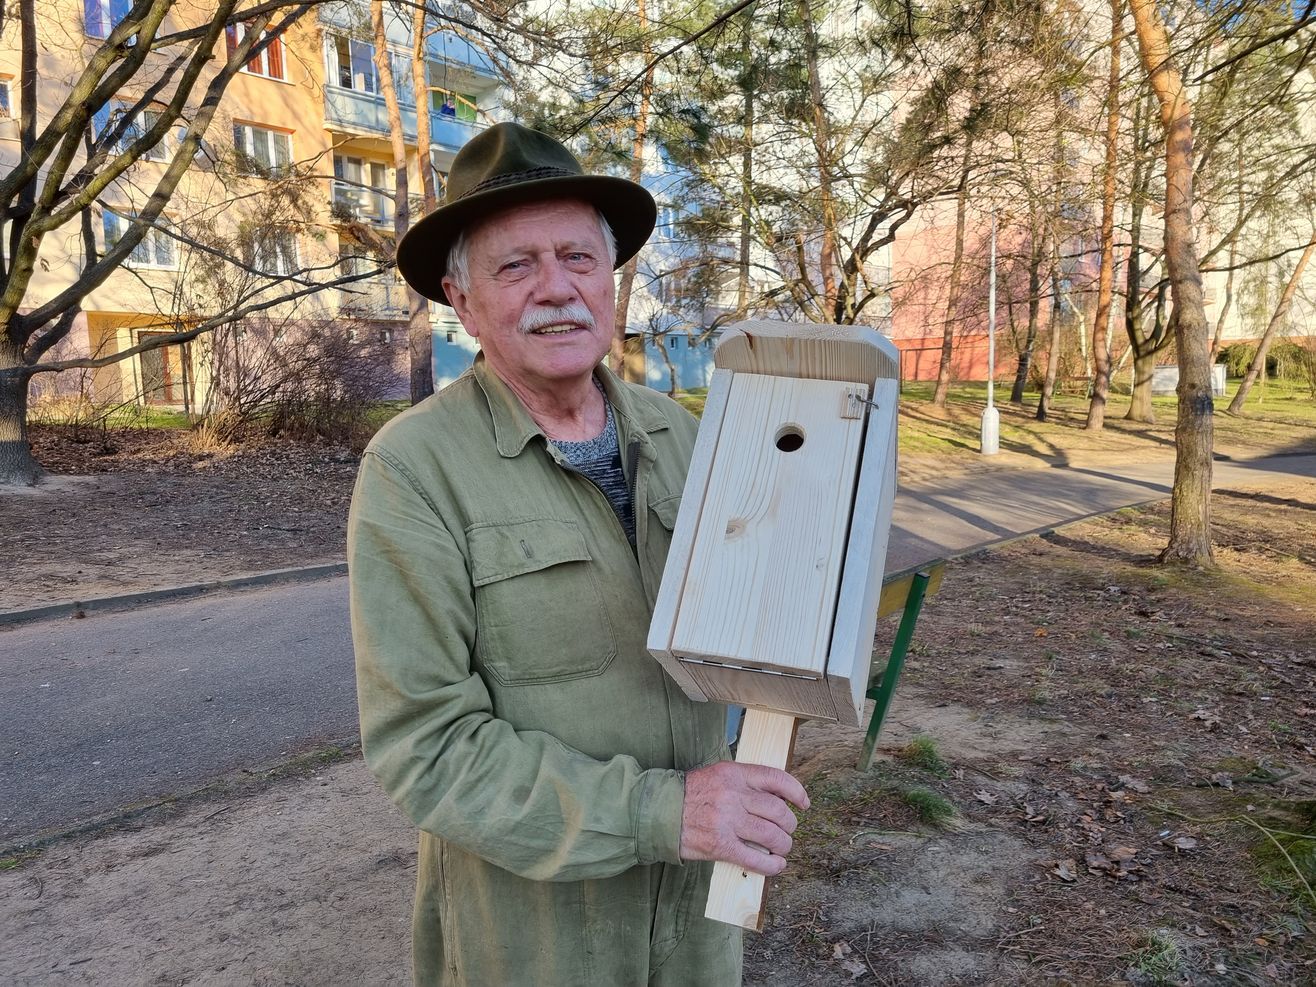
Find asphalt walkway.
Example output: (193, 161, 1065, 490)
(2, 452, 1313, 847)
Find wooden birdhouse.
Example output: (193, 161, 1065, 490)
(647, 319, 900, 929)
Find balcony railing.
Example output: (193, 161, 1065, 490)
(331, 181, 394, 226)
(340, 278, 410, 321)
(323, 87, 485, 151)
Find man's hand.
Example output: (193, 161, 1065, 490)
(679, 761, 810, 876)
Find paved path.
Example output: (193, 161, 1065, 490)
(3, 453, 1313, 846)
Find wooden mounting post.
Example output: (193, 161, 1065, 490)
(704, 708, 800, 930)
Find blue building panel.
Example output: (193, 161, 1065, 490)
(643, 339, 717, 392)
(323, 87, 484, 150)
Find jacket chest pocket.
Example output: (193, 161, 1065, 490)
(467, 518, 618, 686)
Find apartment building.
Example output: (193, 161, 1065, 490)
(1, 0, 498, 411)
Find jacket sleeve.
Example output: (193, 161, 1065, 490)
(348, 448, 687, 883)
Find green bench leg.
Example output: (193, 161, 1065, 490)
(858, 570, 931, 771)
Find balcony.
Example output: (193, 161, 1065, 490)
(331, 181, 394, 226)
(340, 277, 410, 321)
(323, 87, 485, 152)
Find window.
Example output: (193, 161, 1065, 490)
(85, 0, 130, 39)
(93, 103, 168, 159)
(347, 327, 359, 342)
(378, 328, 393, 343)
(232, 123, 291, 176)
(392, 54, 414, 106)
(430, 87, 478, 123)
(445, 331, 456, 343)
(226, 23, 285, 80)
(332, 154, 391, 222)
(103, 210, 177, 268)
(249, 229, 298, 276)
(0, 79, 12, 119)
(328, 35, 377, 93)
(338, 242, 374, 278)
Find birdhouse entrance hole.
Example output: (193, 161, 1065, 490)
(774, 424, 805, 452)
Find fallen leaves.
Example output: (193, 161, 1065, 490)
(1190, 708, 1222, 730)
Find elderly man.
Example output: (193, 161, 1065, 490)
(348, 123, 808, 986)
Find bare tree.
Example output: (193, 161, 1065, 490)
(371, 0, 433, 403)
(1226, 225, 1316, 412)
(0, 0, 388, 486)
(1085, 0, 1122, 432)
(1128, 0, 1215, 564)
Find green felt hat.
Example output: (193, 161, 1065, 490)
(395, 122, 656, 305)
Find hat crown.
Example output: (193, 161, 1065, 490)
(447, 123, 585, 205)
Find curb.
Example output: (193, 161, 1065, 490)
(0, 561, 347, 628)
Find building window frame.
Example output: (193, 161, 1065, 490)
(332, 154, 392, 224)
(0, 78, 13, 120)
(232, 122, 292, 176)
(248, 228, 299, 277)
(85, 0, 130, 40)
(102, 209, 178, 269)
(429, 84, 478, 124)
(226, 22, 286, 81)
(93, 102, 170, 160)
(327, 34, 378, 94)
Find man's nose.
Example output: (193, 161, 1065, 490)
(531, 257, 578, 304)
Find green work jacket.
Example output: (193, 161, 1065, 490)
(348, 358, 741, 986)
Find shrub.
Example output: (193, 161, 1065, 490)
(198, 317, 403, 449)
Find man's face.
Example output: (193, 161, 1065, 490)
(442, 199, 616, 396)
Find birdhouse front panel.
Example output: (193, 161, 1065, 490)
(669, 373, 869, 680)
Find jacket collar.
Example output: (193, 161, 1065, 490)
(473, 356, 668, 459)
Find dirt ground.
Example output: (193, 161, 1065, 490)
(2, 471, 1313, 985)
(0, 423, 1027, 613)
(1, 427, 359, 612)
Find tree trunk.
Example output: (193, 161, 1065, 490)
(1226, 230, 1316, 413)
(932, 144, 975, 409)
(373, 0, 433, 404)
(1208, 244, 1236, 362)
(1037, 96, 1065, 423)
(411, 4, 438, 214)
(798, 0, 839, 316)
(610, 0, 653, 373)
(737, 7, 755, 316)
(0, 341, 41, 486)
(654, 334, 678, 397)
(1086, 0, 1121, 432)
(1036, 247, 1064, 421)
(1127, 346, 1156, 421)
(1130, 0, 1214, 565)
(1121, 115, 1170, 424)
(1012, 223, 1044, 403)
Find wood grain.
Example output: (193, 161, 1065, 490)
(670, 374, 868, 677)
(825, 378, 900, 726)
(679, 659, 837, 721)
(704, 709, 799, 930)
(646, 369, 735, 701)
(715, 319, 900, 386)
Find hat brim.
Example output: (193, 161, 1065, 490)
(395, 174, 657, 305)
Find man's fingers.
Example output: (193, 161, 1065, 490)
(737, 814, 793, 858)
(739, 764, 810, 810)
(721, 839, 787, 877)
(744, 791, 799, 835)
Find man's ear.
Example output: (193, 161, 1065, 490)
(442, 279, 480, 339)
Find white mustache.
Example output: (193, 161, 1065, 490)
(518, 303, 596, 334)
